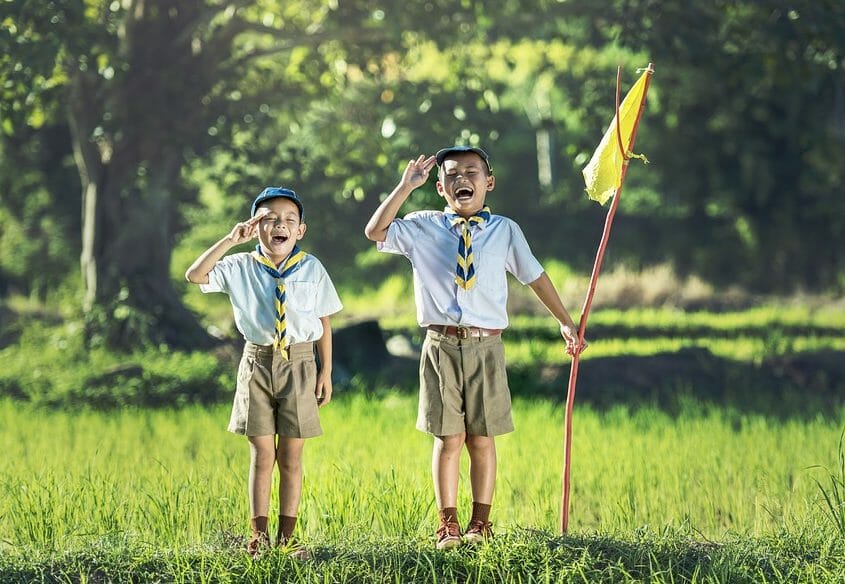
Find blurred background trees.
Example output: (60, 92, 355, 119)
(2, 0, 844, 348)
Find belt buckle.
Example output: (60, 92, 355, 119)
(456, 326, 470, 340)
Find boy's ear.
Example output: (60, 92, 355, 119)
(296, 222, 307, 239)
(486, 174, 495, 191)
(435, 180, 446, 198)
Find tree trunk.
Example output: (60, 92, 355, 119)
(68, 69, 214, 350)
(59, 0, 229, 350)
(78, 152, 214, 350)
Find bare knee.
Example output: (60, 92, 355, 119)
(436, 433, 466, 456)
(276, 437, 305, 474)
(465, 434, 495, 456)
(249, 437, 277, 472)
(277, 454, 301, 475)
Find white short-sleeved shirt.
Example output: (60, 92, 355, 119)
(200, 252, 342, 345)
(378, 210, 544, 329)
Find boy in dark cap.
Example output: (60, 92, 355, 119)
(187, 187, 342, 559)
(365, 147, 582, 549)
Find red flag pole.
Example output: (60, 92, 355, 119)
(561, 63, 654, 534)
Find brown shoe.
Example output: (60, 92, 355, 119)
(278, 536, 312, 561)
(246, 516, 270, 558)
(463, 519, 493, 544)
(436, 519, 463, 550)
(246, 532, 270, 557)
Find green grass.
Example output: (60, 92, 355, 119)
(2, 298, 844, 580)
(381, 304, 845, 369)
(0, 319, 233, 407)
(1, 395, 844, 582)
(503, 334, 845, 365)
(6, 295, 843, 411)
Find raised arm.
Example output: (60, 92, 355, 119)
(364, 155, 436, 242)
(185, 208, 269, 284)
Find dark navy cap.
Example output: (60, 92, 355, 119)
(250, 187, 304, 219)
(434, 146, 492, 173)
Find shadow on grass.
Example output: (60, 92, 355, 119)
(2, 317, 842, 419)
(510, 347, 845, 419)
(333, 321, 845, 420)
(0, 528, 834, 583)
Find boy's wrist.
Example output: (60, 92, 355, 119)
(395, 182, 417, 197)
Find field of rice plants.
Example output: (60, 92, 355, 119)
(1, 392, 844, 582)
(2, 303, 844, 581)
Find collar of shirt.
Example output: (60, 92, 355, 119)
(441, 212, 490, 232)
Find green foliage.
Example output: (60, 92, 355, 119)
(0, 127, 80, 298)
(606, 0, 845, 290)
(335, 272, 416, 320)
(3, 0, 845, 342)
(0, 319, 232, 408)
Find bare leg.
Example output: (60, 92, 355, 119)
(248, 435, 277, 517)
(276, 436, 306, 517)
(465, 434, 496, 505)
(432, 433, 466, 509)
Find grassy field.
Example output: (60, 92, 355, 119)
(2, 297, 845, 581)
(1, 394, 844, 582)
(382, 305, 845, 365)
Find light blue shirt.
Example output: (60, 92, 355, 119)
(201, 252, 342, 345)
(379, 210, 544, 329)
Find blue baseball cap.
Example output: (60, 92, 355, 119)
(250, 187, 304, 219)
(435, 146, 492, 173)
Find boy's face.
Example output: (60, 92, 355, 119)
(255, 197, 306, 262)
(436, 152, 495, 217)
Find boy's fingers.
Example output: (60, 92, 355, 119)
(317, 387, 332, 407)
(247, 209, 269, 225)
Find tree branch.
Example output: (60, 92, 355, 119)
(174, 0, 253, 47)
(223, 25, 396, 71)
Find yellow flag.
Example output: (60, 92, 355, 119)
(582, 70, 650, 205)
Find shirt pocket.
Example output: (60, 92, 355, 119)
(284, 281, 317, 313)
(473, 251, 508, 295)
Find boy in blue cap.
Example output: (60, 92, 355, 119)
(365, 147, 582, 549)
(186, 187, 342, 558)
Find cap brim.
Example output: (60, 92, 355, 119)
(251, 192, 304, 218)
(434, 147, 492, 172)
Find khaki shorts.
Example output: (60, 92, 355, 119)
(417, 329, 514, 437)
(228, 342, 322, 438)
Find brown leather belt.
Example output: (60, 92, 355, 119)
(427, 325, 502, 339)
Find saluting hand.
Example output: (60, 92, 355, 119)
(400, 155, 437, 190)
(227, 207, 269, 244)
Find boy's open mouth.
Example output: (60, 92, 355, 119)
(454, 186, 474, 200)
(271, 234, 289, 244)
